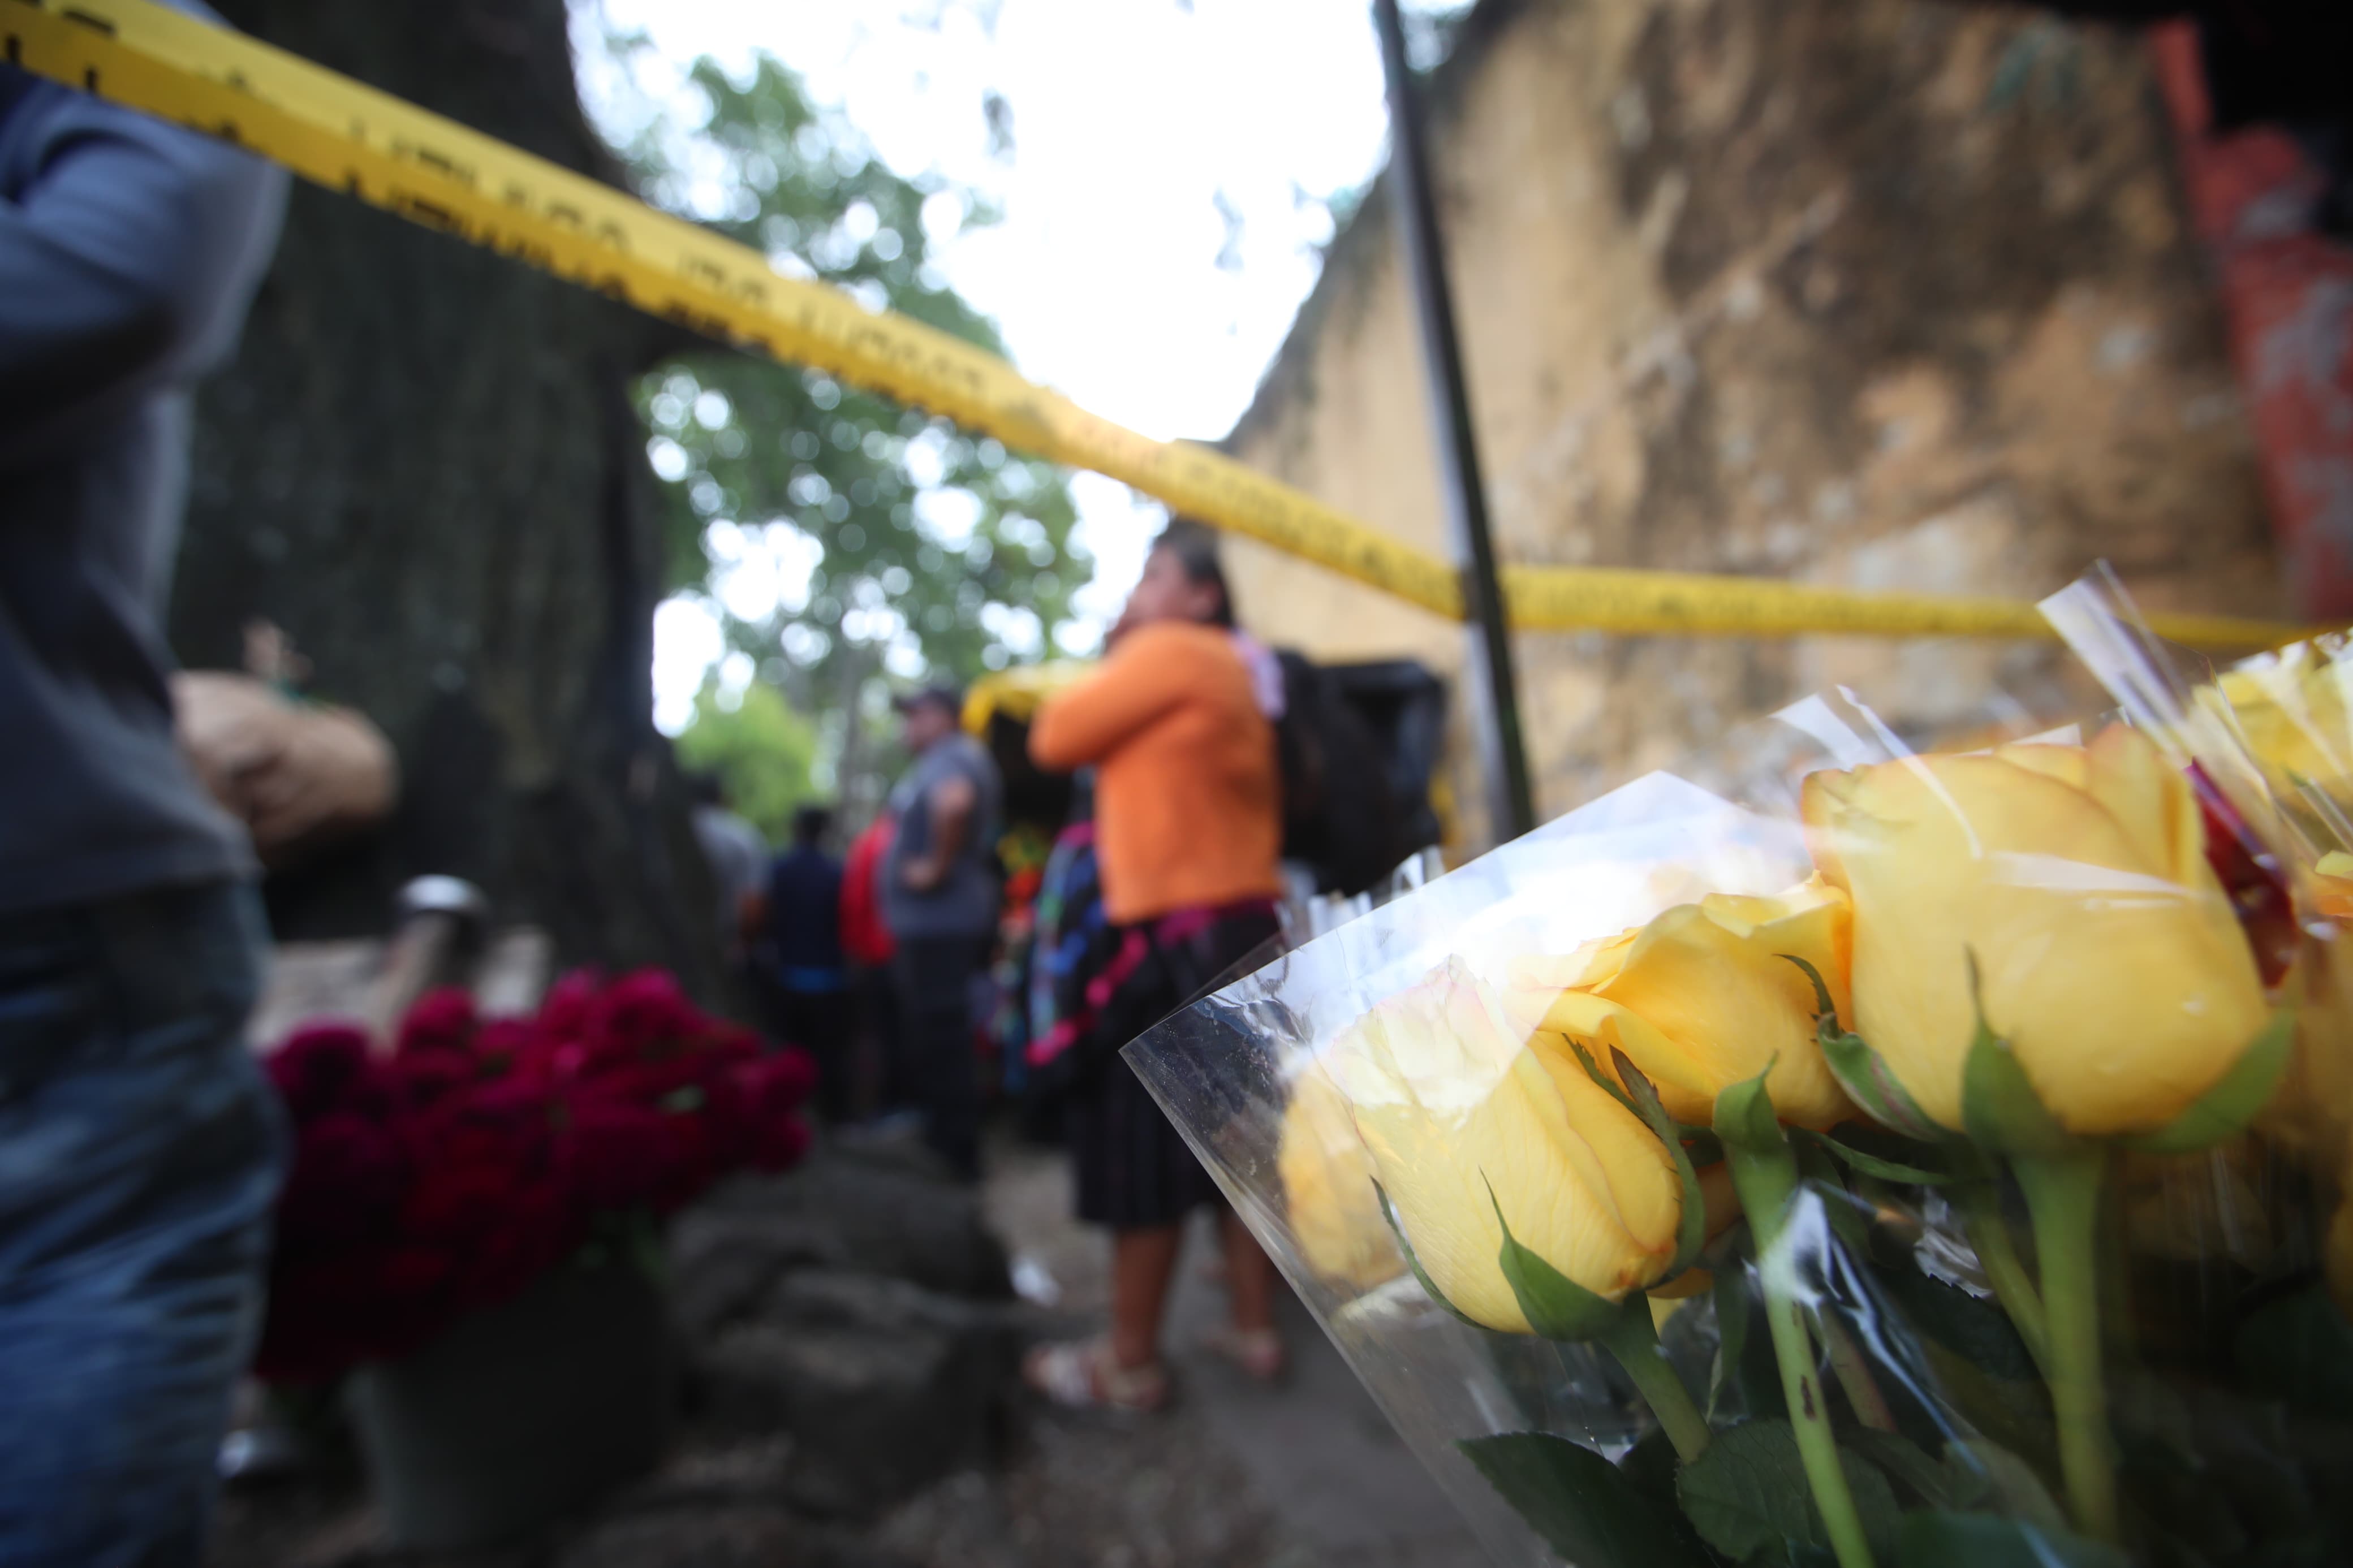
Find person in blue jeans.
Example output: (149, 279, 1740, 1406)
(1, 6, 291, 1562)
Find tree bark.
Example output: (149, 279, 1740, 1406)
(174, 0, 726, 998)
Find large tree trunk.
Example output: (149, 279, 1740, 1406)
(174, 0, 726, 997)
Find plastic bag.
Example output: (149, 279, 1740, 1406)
(1128, 646, 2345, 1568)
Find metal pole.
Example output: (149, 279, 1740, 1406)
(1369, 0, 1536, 842)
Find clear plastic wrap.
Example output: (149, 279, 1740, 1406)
(1128, 656, 2347, 1568)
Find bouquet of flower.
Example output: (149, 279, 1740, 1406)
(1131, 638, 2353, 1568)
(256, 970, 813, 1383)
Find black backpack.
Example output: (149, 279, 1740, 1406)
(1273, 650, 1406, 897)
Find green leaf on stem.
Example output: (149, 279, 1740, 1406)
(1714, 1065, 1786, 1155)
(1565, 1035, 1646, 1121)
(2118, 1006, 2295, 1155)
(1611, 1047, 1708, 1275)
(1372, 1180, 1482, 1329)
(1458, 1432, 1712, 1568)
(1675, 1419, 1902, 1563)
(1799, 1128, 1955, 1186)
(1959, 964, 2077, 1157)
(1821, 1025, 1945, 1143)
(1779, 952, 1941, 1142)
(1781, 953, 1841, 1023)
(1894, 1510, 2128, 1568)
(1486, 1177, 1625, 1341)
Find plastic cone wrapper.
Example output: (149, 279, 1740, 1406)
(1128, 601, 2351, 1568)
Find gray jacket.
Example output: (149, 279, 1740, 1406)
(0, 3, 287, 914)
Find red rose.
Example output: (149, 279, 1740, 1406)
(397, 987, 480, 1057)
(751, 1112, 812, 1173)
(473, 1017, 538, 1073)
(734, 1052, 817, 1121)
(592, 969, 700, 1054)
(559, 1095, 677, 1215)
(583, 1056, 709, 1106)
(454, 1179, 578, 1311)
(276, 1112, 410, 1250)
(385, 1048, 477, 1113)
(536, 967, 605, 1043)
(266, 1022, 374, 1124)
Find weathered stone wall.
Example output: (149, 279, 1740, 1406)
(1222, 0, 2278, 848)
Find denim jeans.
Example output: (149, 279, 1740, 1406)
(0, 881, 286, 1567)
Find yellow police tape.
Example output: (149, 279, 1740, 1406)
(1, 0, 2311, 652)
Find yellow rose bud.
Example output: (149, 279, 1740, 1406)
(1802, 723, 2270, 1138)
(1322, 957, 1682, 1333)
(1507, 879, 1858, 1131)
(1276, 1059, 1405, 1291)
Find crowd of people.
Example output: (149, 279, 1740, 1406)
(0, 0, 1369, 1547)
(697, 521, 1297, 1414)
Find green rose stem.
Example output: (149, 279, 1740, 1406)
(1719, 1074, 1876, 1568)
(2011, 1148, 2118, 1543)
(1593, 1301, 1712, 1464)
(1954, 1186, 2051, 1377)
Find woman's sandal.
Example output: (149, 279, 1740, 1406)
(1021, 1338, 1171, 1413)
(1203, 1325, 1286, 1384)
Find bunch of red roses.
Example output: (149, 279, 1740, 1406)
(253, 969, 813, 1383)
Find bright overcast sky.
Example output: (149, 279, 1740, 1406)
(571, 0, 1453, 730)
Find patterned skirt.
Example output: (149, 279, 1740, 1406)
(1066, 902, 1282, 1229)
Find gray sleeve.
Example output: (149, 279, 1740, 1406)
(0, 77, 287, 468)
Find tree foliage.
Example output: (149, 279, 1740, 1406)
(673, 677, 821, 846)
(614, 51, 1086, 703)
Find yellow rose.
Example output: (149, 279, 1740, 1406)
(1505, 879, 1858, 1130)
(1802, 723, 2270, 1138)
(1277, 1059, 1405, 1291)
(2216, 655, 2353, 804)
(1322, 957, 1682, 1333)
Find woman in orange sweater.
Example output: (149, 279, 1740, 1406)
(1022, 522, 1287, 1412)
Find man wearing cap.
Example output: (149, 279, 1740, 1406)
(882, 683, 1002, 1179)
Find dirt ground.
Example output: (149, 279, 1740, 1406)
(205, 1135, 1483, 1568)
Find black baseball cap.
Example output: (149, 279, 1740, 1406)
(890, 682, 964, 716)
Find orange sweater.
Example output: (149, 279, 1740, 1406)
(1029, 621, 1285, 925)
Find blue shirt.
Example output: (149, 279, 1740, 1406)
(0, 5, 287, 914)
(766, 845, 845, 990)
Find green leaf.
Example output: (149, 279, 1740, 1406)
(1797, 1128, 1954, 1186)
(1843, 1429, 2067, 1534)
(1713, 1065, 1786, 1155)
(1894, 1510, 2129, 1568)
(1870, 1261, 2044, 1384)
(1674, 1419, 1903, 1563)
(1486, 1178, 1626, 1341)
(1779, 953, 1840, 1025)
(2119, 1005, 2295, 1155)
(1821, 1025, 1945, 1142)
(1941, 1439, 2068, 1535)
(1458, 1433, 1712, 1568)
(1566, 1035, 1645, 1121)
(2233, 1282, 2353, 1416)
(1372, 1181, 1484, 1329)
(1843, 1428, 1963, 1510)
(1610, 1047, 1708, 1275)
(1959, 965, 2077, 1157)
